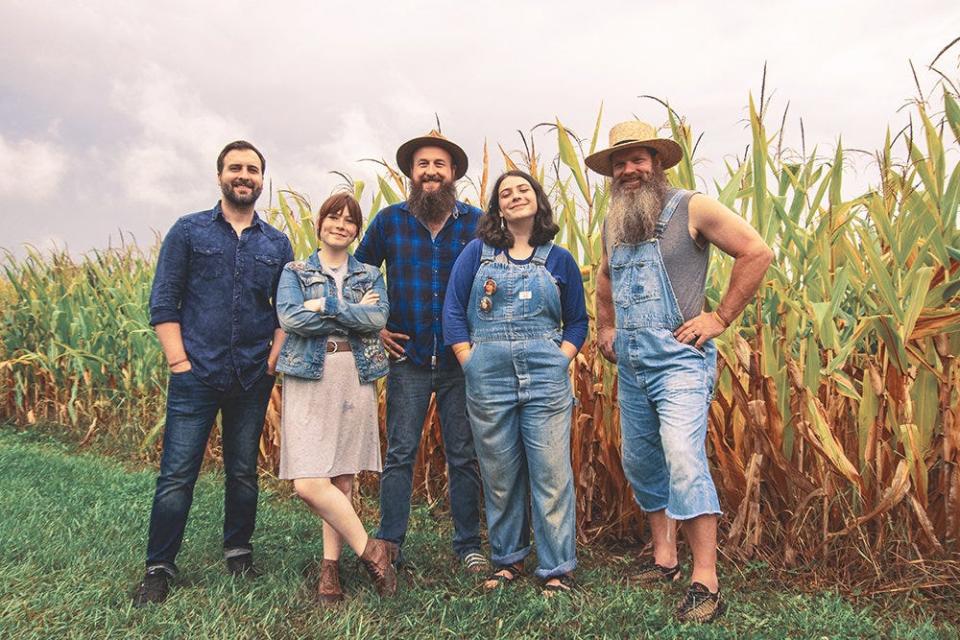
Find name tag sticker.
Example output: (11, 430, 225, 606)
(518, 291, 532, 300)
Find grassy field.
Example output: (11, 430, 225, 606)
(0, 426, 956, 640)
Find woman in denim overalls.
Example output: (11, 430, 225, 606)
(443, 171, 588, 594)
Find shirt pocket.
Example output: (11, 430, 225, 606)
(254, 254, 283, 292)
(192, 246, 223, 280)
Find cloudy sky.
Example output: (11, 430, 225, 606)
(1, 1, 957, 255)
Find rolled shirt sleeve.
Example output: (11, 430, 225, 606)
(149, 219, 189, 326)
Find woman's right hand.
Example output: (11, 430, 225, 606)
(359, 290, 380, 306)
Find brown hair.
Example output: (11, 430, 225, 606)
(316, 192, 364, 240)
(477, 170, 559, 249)
(217, 140, 265, 174)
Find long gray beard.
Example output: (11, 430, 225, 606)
(605, 171, 668, 249)
(408, 180, 457, 226)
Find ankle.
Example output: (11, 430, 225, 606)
(690, 571, 719, 593)
(652, 551, 678, 568)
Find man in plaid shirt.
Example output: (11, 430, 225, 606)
(355, 130, 486, 574)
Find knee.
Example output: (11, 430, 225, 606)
(294, 478, 331, 502)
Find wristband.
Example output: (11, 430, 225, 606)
(713, 310, 731, 328)
(168, 358, 189, 369)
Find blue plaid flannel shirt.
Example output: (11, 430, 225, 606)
(354, 200, 481, 369)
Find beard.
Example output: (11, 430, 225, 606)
(408, 176, 457, 226)
(605, 166, 669, 247)
(221, 178, 263, 207)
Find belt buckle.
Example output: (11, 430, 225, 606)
(330, 341, 339, 354)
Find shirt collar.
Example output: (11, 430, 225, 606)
(306, 249, 368, 275)
(210, 201, 266, 231)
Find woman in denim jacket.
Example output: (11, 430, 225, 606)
(275, 193, 396, 602)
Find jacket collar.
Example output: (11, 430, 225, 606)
(305, 249, 368, 275)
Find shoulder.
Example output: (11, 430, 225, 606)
(456, 202, 484, 224)
(371, 203, 406, 225)
(546, 244, 576, 266)
(458, 238, 484, 262)
(362, 263, 383, 279)
(283, 260, 307, 273)
(258, 219, 292, 245)
(176, 209, 214, 229)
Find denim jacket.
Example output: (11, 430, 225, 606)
(276, 250, 389, 383)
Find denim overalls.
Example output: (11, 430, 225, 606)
(461, 242, 577, 579)
(611, 190, 721, 520)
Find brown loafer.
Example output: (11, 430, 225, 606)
(360, 538, 398, 597)
(317, 559, 343, 606)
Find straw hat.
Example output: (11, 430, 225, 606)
(396, 129, 469, 180)
(584, 120, 683, 176)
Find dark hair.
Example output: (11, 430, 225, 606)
(478, 170, 559, 249)
(217, 140, 266, 174)
(317, 192, 364, 240)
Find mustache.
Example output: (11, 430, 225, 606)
(231, 178, 256, 188)
(612, 171, 655, 190)
(418, 174, 445, 184)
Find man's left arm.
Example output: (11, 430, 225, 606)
(675, 194, 774, 348)
(267, 238, 295, 375)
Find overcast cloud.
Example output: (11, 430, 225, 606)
(1, 0, 957, 255)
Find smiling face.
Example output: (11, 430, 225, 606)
(410, 146, 455, 193)
(218, 148, 264, 206)
(497, 175, 538, 223)
(611, 146, 657, 191)
(318, 205, 359, 251)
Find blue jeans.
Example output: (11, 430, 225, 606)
(377, 360, 482, 559)
(145, 369, 275, 574)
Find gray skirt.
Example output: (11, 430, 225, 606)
(279, 351, 382, 479)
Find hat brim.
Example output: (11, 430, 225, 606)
(584, 139, 683, 177)
(396, 137, 469, 180)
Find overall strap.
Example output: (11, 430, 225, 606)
(654, 189, 688, 238)
(480, 242, 497, 264)
(530, 242, 553, 266)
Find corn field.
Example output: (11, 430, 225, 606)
(2, 79, 959, 581)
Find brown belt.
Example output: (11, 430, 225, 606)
(326, 340, 352, 353)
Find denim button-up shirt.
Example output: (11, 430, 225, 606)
(149, 202, 294, 391)
(354, 200, 481, 369)
(275, 251, 390, 383)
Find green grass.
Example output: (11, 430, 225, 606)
(0, 427, 955, 640)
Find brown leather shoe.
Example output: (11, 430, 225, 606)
(316, 559, 343, 606)
(360, 538, 398, 597)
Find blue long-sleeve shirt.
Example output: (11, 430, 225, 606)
(442, 239, 588, 348)
(354, 201, 481, 369)
(149, 202, 293, 391)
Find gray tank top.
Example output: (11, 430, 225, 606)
(660, 189, 709, 322)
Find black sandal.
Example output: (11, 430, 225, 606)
(482, 562, 523, 590)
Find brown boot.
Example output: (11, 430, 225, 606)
(359, 538, 398, 597)
(316, 559, 343, 606)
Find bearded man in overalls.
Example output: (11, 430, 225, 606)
(589, 121, 773, 623)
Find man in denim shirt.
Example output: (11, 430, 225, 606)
(133, 140, 294, 607)
(355, 130, 486, 574)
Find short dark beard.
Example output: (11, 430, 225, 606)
(221, 178, 262, 207)
(605, 166, 669, 248)
(408, 178, 457, 226)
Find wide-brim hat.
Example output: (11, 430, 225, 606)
(396, 129, 469, 180)
(584, 120, 683, 177)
